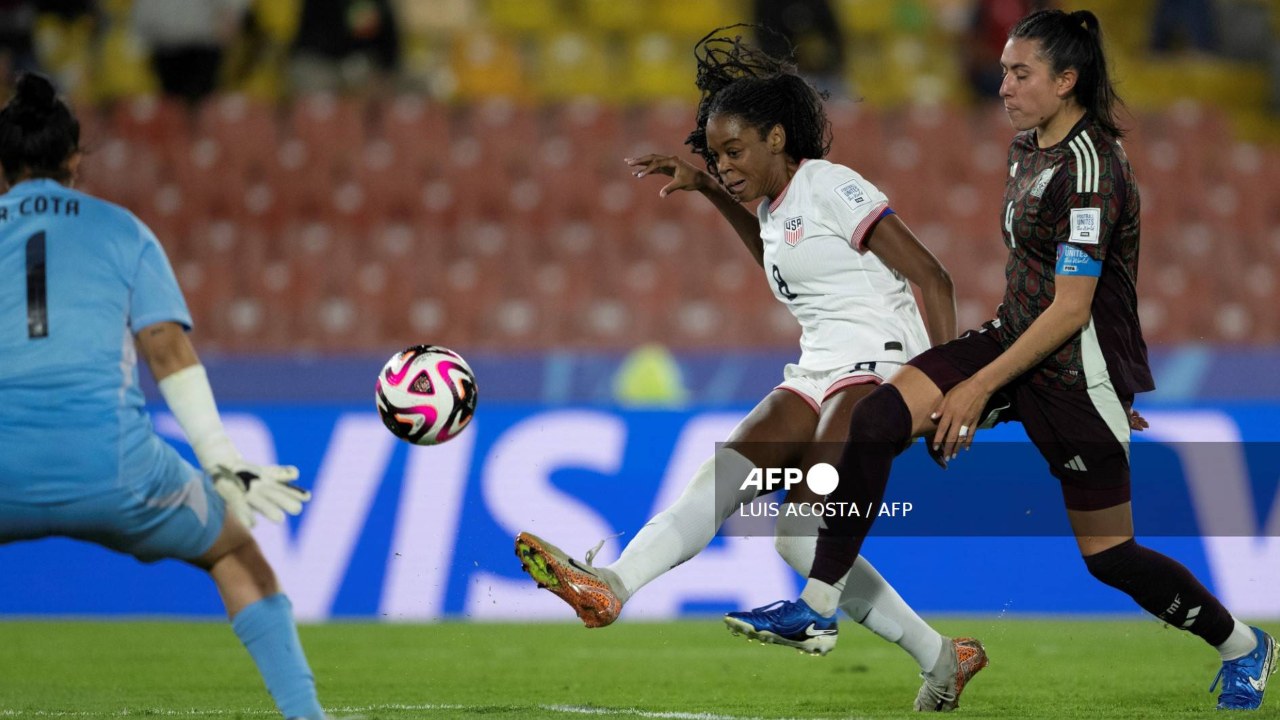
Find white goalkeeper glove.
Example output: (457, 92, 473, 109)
(159, 364, 313, 527)
(212, 473, 256, 528)
(210, 461, 310, 525)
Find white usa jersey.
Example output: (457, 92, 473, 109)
(758, 159, 929, 371)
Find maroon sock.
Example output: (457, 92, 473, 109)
(810, 384, 912, 585)
(1084, 539, 1235, 646)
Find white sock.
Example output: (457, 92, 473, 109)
(776, 513, 944, 671)
(799, 578, 842, 618)
(1217, 619, 1258, 661)
(841, 561, 945, 673)
(604, 448, 757, 603)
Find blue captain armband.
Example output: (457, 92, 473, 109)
(1056, 243, 1102, 277)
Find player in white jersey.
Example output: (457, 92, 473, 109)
(0, 74, 325, 720)
(516, 27, 987, 710)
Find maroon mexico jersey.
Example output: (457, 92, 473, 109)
(992, 115, 1154, 395)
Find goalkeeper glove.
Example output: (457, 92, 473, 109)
(210, 461, 310, 525)
(213, 473, 256, 528)
(159, 364, 314, 527)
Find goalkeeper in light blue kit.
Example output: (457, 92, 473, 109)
(0, 74, 326, 720)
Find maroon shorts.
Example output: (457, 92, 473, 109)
(907, 327, 1133, 511)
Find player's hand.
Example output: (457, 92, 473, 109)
(211, 462, 311, 524)
(930, 377, 993, 463)
(625, 154, 711, 197)
(213, 475, 256, 529)
(1129, 408, 1149, 432)
(924, 438, 949, 470)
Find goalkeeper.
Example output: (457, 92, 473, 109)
(0, 74, 324, 720)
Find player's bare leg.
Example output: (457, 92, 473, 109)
(195, 514, 325, 720)
(199, 515, 278, 615)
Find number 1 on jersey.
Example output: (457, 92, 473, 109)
(26, 231, 48, 338)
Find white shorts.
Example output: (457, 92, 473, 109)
(775, 360, 904, 414)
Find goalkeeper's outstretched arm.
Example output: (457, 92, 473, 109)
(136, 321, 311, 526)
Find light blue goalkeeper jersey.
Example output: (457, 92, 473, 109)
(0, 178, 192, 503)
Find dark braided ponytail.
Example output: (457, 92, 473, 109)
(686, 25, 832, 179)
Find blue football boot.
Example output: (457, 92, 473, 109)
(723, 599, 838, 656)
(1211, 627, 1277, 710)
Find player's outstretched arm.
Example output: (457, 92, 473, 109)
(626, 154, 764, 266)
(864, 214, 957, 346)
(137, 321, 311, 526)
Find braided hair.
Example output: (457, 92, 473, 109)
(686, 25, 832, 180)
(0, 73, 80, 185)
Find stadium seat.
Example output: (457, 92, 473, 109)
(635, 100, 698, 149)
(374, 95, 451, 167)
(287, 94, 367, 170)
(485, 0, 563, 35)
(832, 0, 898, 37)
(449, 31, 529, 101)
(578, 0, 647, 32)
(193, 95, 281, 179)
(534, 31, 618, 102)
(651, 0, 746, 37)
(397, 0, 476, 37)
(456, 98, 542, 167)
(109, 96, 190, 160)
(624, 33, 698, 102)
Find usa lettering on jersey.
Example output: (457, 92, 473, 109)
(783, 216, 805, 246)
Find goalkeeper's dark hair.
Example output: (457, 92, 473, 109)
(1011, 9, 1126, 139)
(0, 73, 80, 184)
(686, 25, 832, 178)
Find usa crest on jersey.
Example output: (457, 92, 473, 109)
(783, 216, 804, 246)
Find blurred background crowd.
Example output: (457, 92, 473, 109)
(2, 0, 1278, 354)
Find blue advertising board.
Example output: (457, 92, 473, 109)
(1, 404, 1277, 620)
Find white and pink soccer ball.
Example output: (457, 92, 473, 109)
(375, 345, 478, 445)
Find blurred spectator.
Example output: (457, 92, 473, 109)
(964, 0, 1054, 99)
(752, 0, 845, 96)
(133, 0, 249, 104)
(290, 0, 400, 95)
(1149, 0, 1218, 55)
(1213, 0, 1272, 62)
(0, 1, 38, 83)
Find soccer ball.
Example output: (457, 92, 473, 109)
(375, 345, 478, 445)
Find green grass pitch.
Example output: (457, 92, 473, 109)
(0, 619, 1275, 719)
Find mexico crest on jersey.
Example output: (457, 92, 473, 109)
(1030, 166, 1056, 198)
(783, 216, 805, 246)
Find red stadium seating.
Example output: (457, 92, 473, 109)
(77, 96, 1280, 350)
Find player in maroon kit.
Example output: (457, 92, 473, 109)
(730, 8, 1276, 711)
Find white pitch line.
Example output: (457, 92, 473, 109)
(0, 704, 845, 720)
(541, 704, 825, 720)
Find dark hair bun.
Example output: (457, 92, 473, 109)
(14, 73, 57, 112)
(9, 73, 58, 132)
